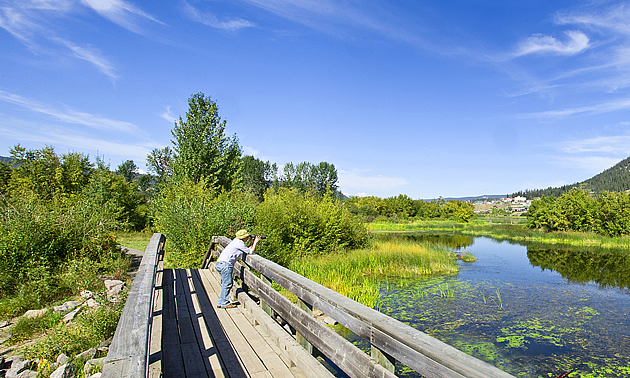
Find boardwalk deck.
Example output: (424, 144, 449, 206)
(146, 261, 321, 378)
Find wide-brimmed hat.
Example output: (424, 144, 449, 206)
(235, 229, 250, 240)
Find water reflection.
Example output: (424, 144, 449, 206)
(527, 246, 630, 290)
(368, 232, 630, 378)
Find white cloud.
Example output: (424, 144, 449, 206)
(338, 169, 408, 197)
(514, 30, 589, 57)
(520, 98, 630, 119)
(80, 0, 164, 33)
(0, 90, 140, 134)
(183, 2, 255, 31)
(557, 136, 630, 155)
(242, 146, 259, 156)
(160, 105, 176, 124)
(52, 37, 117, 78)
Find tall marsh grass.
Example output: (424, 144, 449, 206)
(289, 240, 458, 307)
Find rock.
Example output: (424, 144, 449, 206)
(4, 358, 34, 378)
(0, 332, 12, 345)
(86, 299, 99, 309)
(54, 301, 82, 313)
(103, 280, 124, 291)
(73, 348, 96, 365)
(50, 364, 76, 378)
(23, 309, 47, 319)
(80, 290, 94, 299)
(56, 353, 70, 365)
(0, 321, 9, 328)
(0, 356, 4, 368)
(104, 280, 125, 302)
(15, 370, 38, 378)
(62, 306, 83, 323)
(88, 373, 102, 378)
(97, 337, 112, 349)
(83, 357, 105, 374)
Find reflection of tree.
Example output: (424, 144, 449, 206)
(374, 233, 474, 249)
(527, 247, 630, 289)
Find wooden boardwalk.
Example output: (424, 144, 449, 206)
(104, 233, 515, 378)
(148, 263, 323, 378)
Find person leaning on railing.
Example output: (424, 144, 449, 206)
(215, 229, 261, 309)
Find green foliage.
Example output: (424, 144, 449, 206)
(527, 189, 630, 236)
(150, 178, 257, 268)
(254, 188, 369, 266)
(276, 161, 340, 196)
(115, 160, 138, 183)
(82, 166, 147, 230)
(146, 146, 172, 184)
(170, 93, 241, 191)
(237, 155, 277, 201)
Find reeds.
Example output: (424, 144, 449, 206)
(290, 240, 459, 308)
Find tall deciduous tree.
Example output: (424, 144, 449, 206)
(147, 147, 172, 182)
(116, 159, 138, 183)
(170, 93, 241, 191)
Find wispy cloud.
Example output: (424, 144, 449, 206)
(520, 98, 630, 119)
(0, 90, 139, 134)
(52, 37, 117, 78)
(338, 168, 408, 197)
(514, 30, 589, 57)
(557, 136, 630, 154)
(183, 2, 255, 31)
(160, 105, 176, 124)
(79, 0, 164, 33)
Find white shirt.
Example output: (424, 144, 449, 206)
(216, 238, 252, 266)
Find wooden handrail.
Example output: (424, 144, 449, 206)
(102, 233, 166, 378)
(204, 236, 515, 378)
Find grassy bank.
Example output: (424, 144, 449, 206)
(369, 218, 630, 250)
(289, 240, 460, 307)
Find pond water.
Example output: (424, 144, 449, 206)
(366, 233, 630, 378)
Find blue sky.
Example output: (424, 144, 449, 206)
(2, 0, 630, 199)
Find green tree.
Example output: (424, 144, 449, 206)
(238, 155, 277, 201)
(146, 147, 172, 183)
(170, 93, 241, 191)
(278, 161, 339, 196)
(116, 160, 138, 183)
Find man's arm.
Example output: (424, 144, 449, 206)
(249, 235, 262, 253)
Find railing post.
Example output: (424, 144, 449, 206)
(371, 346, 395, 373)
(260, 274, 274, 316)
(296, 300, 313, 355)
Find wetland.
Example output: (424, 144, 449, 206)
(348, 233, 630, 378)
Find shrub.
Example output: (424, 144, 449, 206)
(254, 188, 369, 266)
(150, 178, 257, 268)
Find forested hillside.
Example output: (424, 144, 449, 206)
(513, 156, 630, 198)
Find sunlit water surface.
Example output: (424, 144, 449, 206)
(353, 234, 630, 378)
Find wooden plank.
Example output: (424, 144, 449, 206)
(148, 261, 164, 378)
(175, 269, 210, 378)
(199, 269, 268, 376)
(191, 269, 249, 378)
(103, 233, 166, 378)
(205, 268, 296, 378)
(181, 269, 226, 377)
(162, 269, 186, 378)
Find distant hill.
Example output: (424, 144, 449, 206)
(512, 156, 630, 199)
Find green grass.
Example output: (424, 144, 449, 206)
(289, 240, 460, 307)
(369, 219, 630, 250)
(115, 231, 153, 251)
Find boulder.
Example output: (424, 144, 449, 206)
(83, 357, 105, 374)
(23, 309, 47, 319)
(15, 370, 38, 378)
(73, 348, 96, 366)
(62, 306, 83, 323)
(104, 280, 125, 302)
(88, 373, 102, 378)
(80, 290, 94, 299)
(56, 353, 70, 366)
(4, 358, 34, 378)
(50, 364, 76, 378)
(53, 301, 82, 313)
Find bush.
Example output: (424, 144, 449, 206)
(150, 178, 257, 268)
(254, 188, 369, 266)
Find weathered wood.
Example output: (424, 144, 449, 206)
(208, 237, 514, 378)
(102, 233, 166, 378)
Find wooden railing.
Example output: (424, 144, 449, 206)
(202, 236, 515, 378)
(102, 233, 166, 378)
